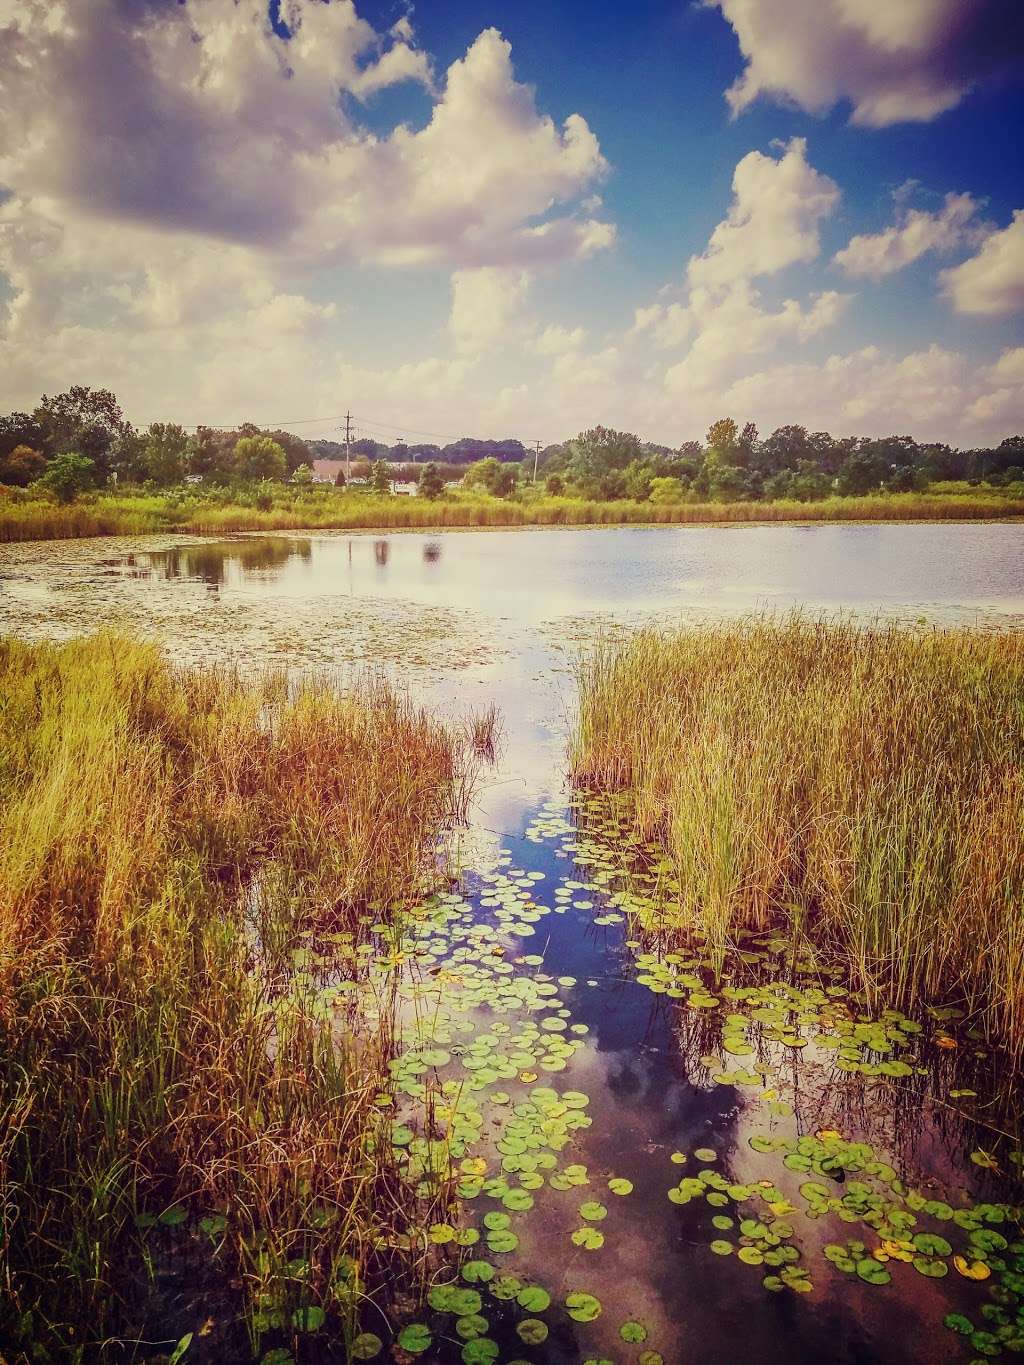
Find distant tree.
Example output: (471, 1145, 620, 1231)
(39, 452, 96, 502)
(0, 411, 45, 459)
(836, 450, 890, 495)
(186, 427, 236, 483)
(735, 421, 759, 467)
(763, 463, 831, 502)
(699, 447, 760, 501)
(419, 462, 445, 499)
(464, 457, 518, 496)
(566, 427, 644, 488)
(266, 429, 314, 474)
(292, 462, 313, 486)
(142, 422, 189, 485)
(370, 460, 392, 494)
(705, 417, 739, 457)
(648, 476, 685, 504)
(34, 386, 130, 475)
(544, 473, 565, 496)
(623, 459, 655, 501)
(334, 468, 347, 488)
(233, 435, 287, 481)
(0, 444, 46, 487)
(884, 465, 928, 493)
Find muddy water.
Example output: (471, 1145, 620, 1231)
(3, 523, 1024, 1365)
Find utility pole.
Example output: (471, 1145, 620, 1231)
(531, 439, 542, 483)
(344, 411, 353, 480)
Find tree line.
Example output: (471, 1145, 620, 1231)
(1, 387, 1021, 504)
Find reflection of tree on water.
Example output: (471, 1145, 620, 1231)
(126, 538, 311, 587)
(423, 541, 442, 563)
(374, 540, 390, 567)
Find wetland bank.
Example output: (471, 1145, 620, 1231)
(2, 522, 1024, 1365)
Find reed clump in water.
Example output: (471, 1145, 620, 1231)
(0, 635, 471, 1358)
(572, 616, 1024, 1053)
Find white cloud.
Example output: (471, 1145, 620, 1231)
(835, 192, 985, 280)
(710, 0, 1024, 126)
(706, 342, 1023, 442)
(940, 212, 1024, 316)
(449, 268, 531, 353)
(665, 285, 849, 390)
(0, 5, 611, 269)
(687, 138, 840, 290)
(531, 324, 587, 355)
(635, 139, 847, 389)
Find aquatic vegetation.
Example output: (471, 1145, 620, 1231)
(572, 615, 1024, 1053)
(0, 634, 473, 1359)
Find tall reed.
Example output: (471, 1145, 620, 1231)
(2, 488, 1022, 542)
(0, 636, 471, 1358)
(572, 616, 1024, 1052)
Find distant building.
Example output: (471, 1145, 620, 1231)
(311, 458, 347, 483)
(392, 480, 418, 496)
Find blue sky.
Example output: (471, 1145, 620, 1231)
(0, 0, 1022, 446)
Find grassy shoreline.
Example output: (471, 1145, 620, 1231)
(572, 615, 1024, 1056)
(0, 636, 473, 1360)
(3, 487, 1024, 542)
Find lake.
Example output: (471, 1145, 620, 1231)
(3, 521, 1023, 1364)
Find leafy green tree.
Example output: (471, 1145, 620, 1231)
(648, 476, 685, 504)
(884, 465, 928, 493)
(0, 444, 46, 487)
(186, 427, 236, 483)
(39, 452, 96, 502)
(836, 451, 889, 495)
(418, 462, 445, 499)
(34, 386, 130, 475)
(623, 459, 655, 501)
(142, 423, 189, 485)
(291, 462, 313, 486)
(370, 460, 392, 494)
(699, 448, 761, 501)
(705, 417, 739, 457)
(565, 427, 643, 493)
(763, 463, 831, 501)
(233, 435, 287, 482)
(544, 473, 565, 496)
(0, 412, 45, 459)
(463, 457, 517, 496)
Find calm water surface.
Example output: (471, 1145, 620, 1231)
(4, 522, 1023, 1364)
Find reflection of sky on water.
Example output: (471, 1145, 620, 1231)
(124, 523, 1024, 623)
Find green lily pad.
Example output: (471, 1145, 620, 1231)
(517, 1320, 549, 1345)
(566, 1292, 602, 1322)
(516, 1286, 551, 1312)
(620, 1321, 648, 1344)
(350, 1335, 383, 1360)
(396, 1324, 431, 1355)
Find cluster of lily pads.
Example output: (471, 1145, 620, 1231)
(248, 787, 1024, 1364)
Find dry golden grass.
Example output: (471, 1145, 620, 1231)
(572, 616, 1024, 1053)
(0, 635, 471, 1356)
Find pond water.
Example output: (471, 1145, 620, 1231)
(3, 522, 1024, 1365)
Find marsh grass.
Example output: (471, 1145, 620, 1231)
(2, 487, 1023, 542)
(0, 635, 472, 1358)
(572, 616, 1024, 1053)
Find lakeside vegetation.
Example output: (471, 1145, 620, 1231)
(572, 616, 1024, 1056)
(0, 635, 473, 1360)
(2, 386, 1023, 541)
(3, 484, 1024, 543)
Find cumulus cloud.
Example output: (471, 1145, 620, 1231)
(835, 192, 985, 280)
(0, 3, 611, 267)
(449, 267, 531, 353)
(940, 211, 1024, 315)
(687, 138, 840, 290)
(635, 139, 847, 388)
(710, 0, 1024, 126)
(696, 342, 1023, 442)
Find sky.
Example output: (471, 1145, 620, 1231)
(0, 0, 1022, 450)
